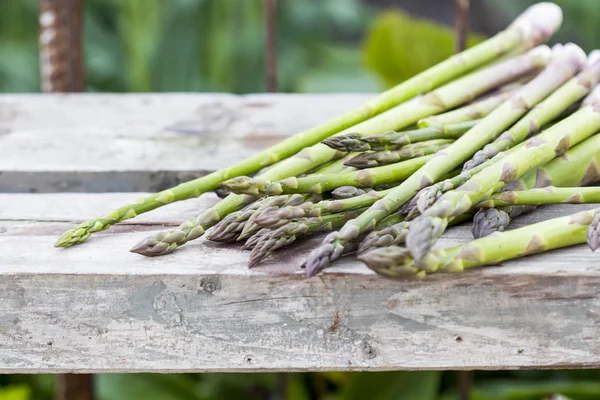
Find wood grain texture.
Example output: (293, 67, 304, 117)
(0, 94, 370, 190)
(1, 193, 600, 372)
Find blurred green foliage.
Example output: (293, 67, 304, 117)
(364, 10, 485, 88)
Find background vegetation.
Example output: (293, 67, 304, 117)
(1, 0, 600, 399)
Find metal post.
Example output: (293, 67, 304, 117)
(455, 0, 470, 52)
(265, 0, 277, 92)
(55, 374, 95, 400)
(39, 0, 85, 92)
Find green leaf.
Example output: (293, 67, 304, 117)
(364, 10, 486, 88)
(336, 371, 441, 400)
(97, 374, 204, 400)
(0, 385, 31, 400)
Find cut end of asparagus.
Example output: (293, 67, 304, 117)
(587, 210, 600, 251)
(471, 207, 510, 239)
(406, 216, 448, 260)
(508, 2, 562, 47)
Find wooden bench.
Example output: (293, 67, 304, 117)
(2, 93, 600, 377)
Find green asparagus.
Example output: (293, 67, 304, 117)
(360, 207, 600, 279)
(417, 81, 524, 128)
(463, 45, 598, 171)
(222, 155, 432, 196)
(477, 186, 600, 207)
(344, 140, 453, 169)
(471, 132, 600, 237)
(406, 102, 600, 261)
(304, 44, 581, 277)
(322, 120, 478, 152)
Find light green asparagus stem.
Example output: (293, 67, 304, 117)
(470, 131, 600, 238)
(344, 139, 453, 169)
(222, 155, 432, 196)
(360, 207, 600, 279)
(463, 45, 598, 171)
(304, 44, 581, 276)
(407, 103, 600, 261)
(129, 12, 560, 256)
(309, 154, 356, 175)
(322, 120, 479, 152)
(417, 81, 523, 128)
(256, 189, 395, 228)
(477, 186, 600, 207)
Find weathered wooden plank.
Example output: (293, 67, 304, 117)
(1, 193, 600, 372)
(0, 94, 371, 192)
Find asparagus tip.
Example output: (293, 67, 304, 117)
(587, 210, 600, 251)
(129, 232, 176, 256)
(406, 216, 447, 260)
(471, 208, 510, 238)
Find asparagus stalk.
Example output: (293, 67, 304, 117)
(130, 15, 559, 257)
(358, 213, 474, 254)
(471, 205, 536, 238)
(406, 102, 600, 262)
(236, 194, 318, 241)
(322, 120, 478, 152)
(331, 186, 371, 199)
(417, 81, 524, 128)
(248, 208, 368, 268)
(205, 199, 264, 242)
(587, 209, 600, 251)
(344, 139, 453, 169)
(463, 47, 599, 172)
(59, 6, 556, 249)
(310, 155, 356, 175)
(477, 186, 600, 207)
(471, 132, 600, 237)
(222, 155, 432, 196)
(304, 44, 582, 277)
(256, 189, 394, 228)
(360, 207, 600, 279)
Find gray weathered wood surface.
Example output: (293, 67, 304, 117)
(1, 94, 600, 373)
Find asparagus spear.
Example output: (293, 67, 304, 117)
(130, 18, 559, 256)
(256, 188, 394, 228)
(587, 209, 600, 251)
(222, 155, 432, 196)
(236, 194, 317, 241)
(417, 81, 524, 128)
(248, 208, 368, 268)
(344, 139, 453, 169)
(471, 132, 600, 237)
(477, 186, 600, 207)
(463, 48, 600, 172)
(331, 186, 371, 199)
(360, 207, 600, 279)
(407, 102, 600, 262)
(471, 206, 536, 238)
(304, 44, 583, 276)
(323, 120, 478, 152)
(205, 199, 264, 242)
(582, 85, 600, 108)
(358, 213, 474, 254)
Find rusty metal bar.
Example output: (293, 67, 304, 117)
(39, 0, 85, 92)
(55, 374, 95, 400)
(265, 0, 278, 92)
(455, 0, 470, 53)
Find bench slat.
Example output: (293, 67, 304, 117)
(1, 193, 599, 372)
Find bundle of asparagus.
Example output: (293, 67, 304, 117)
(56, 2, 600, 281)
